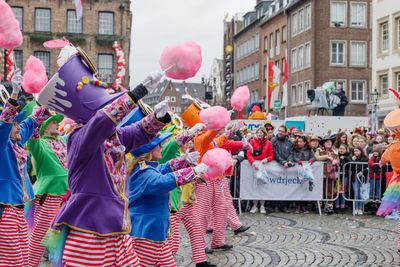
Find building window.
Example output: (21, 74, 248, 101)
(305, 42, 311, 68)
(380, 75, 388, 95)
(396, 73, 400, 91)
(292, 13, 298, 36)
(298, 8, 304, 33)
(381, 22, 389, 52)
(350, 41, 366, 66)
(11, 7, 23, 31)
(35, 8, 51, 32)
(330, 41, 346, 65)
(305, 4, 311, 29)
(171, 97, 176, 102)
(298, 83, 303, 104)
(298, 46, 304, 70)
(291, 85, 297, 105)
(264, 36, 268, 51)
(350, 81, 365, 102)
(33, 51, 50, 76)
(98, 54, 113, 83)
(292, 49, 297, 72)
(282, 25, 287, 42)
(14, 50, 23, 71)
(269, 33, 274, 58)
(330, 1, 346, 27)
(98, 12, 114, 35)
(305, 80, 311, 102)
(350, 2, 366, 27)
(331, 80, 346, 92)
(67, 10, 82, 34)
(291, 49, 297, 72)
(276, 30, 280, 56)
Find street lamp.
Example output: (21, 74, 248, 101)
(370, 88, 379, 131)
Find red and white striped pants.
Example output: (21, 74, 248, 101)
(193, 180, 228, 248)
(177, 203, 207, 263)
(206, 178, 242, 231)
(0, 205, 29, 267)
(167, 212, 180, 256)
(132, 237, 176, 267)
(63, 229, 140, 267)
(28, 194, 63, 267)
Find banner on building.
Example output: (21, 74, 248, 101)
(240, 160, 324, 200)
(267, 61, 281, 110)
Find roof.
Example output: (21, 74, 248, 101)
(285, 0, 302, 12)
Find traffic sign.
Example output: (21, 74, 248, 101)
(274, 100, 281, 111)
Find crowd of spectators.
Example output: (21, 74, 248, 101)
(231, 121, 395, 216)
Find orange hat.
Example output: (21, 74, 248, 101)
(181, 99, 202, 128)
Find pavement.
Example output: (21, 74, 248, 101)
(40, 211, 400, 267)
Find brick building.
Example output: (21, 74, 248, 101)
(142, 79, 205, 116)
(286, 0, 371, 117)
(3, 0, 131, 88)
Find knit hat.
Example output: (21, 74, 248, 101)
(373, 143, 383, 156)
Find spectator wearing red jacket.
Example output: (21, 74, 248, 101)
(246, 127, 274, 214)
(368, 144, 383, 200)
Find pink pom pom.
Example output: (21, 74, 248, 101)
(0, 0, 23, 50)
(231, 86, 250, 111)
(159, 42, 202, 80)
(22, 56, 48, 94)
(199, 106, 231, 130)
(202, 148, 233, 181)
(43, 39, 69, 49)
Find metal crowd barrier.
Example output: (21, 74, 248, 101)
(229, 160, 390, 216)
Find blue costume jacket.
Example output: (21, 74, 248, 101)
(0, 104, 39, 206)
(129, 159, 196, 242)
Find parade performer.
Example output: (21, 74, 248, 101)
(26, 112, 67, 267)
(0, 72, 51, 267)
(193, 121, 240, 252)
(127, 132, 209, 266)
(377, 89, 400, 252)
(37, 48, 169, 266)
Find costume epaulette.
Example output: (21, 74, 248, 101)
(139, 161, 149, 170)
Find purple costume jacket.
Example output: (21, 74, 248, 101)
(52, 94, 166, 236)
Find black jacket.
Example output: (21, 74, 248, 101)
(271, 136, 294, 165)
(332, 90, 348, 116)
(293, 147, 315, 162)
(338, 152, 351, 176)
(349, 156, 368, 182)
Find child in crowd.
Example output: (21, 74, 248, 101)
(350, 146, 369, 215)
(368, 144, 383, 200)
(335, 144, 351, 213)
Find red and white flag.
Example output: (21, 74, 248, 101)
(281, 56, 289, 107)
(74, 0, 83, 20)
(267, 61, 281, 109)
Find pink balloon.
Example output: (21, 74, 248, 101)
(22, 56, 48, 94)
(202, 148, 233, 181)
(43, 39, 69, 49)
(199, 106, 231, 130)
(231, 86, 250, 111)
(159, 42, 202, 80)
(0, 0, 23, 50)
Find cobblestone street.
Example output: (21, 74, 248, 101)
(39, 211, 400, 267)
(175, 212, 400, 267)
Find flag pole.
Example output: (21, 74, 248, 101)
(265, 59, 269, 113)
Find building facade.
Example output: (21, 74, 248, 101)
(208, 58, 224, 106)
(372, 0, 400, 127)
(3, 0, 131, 89)
(286, 0, 371, 117)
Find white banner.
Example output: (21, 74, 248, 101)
(240, 160, 324, 200)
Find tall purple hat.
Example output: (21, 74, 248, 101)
(37, 47, 123, 123)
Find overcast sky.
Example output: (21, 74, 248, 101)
(129, 1, 255, 87)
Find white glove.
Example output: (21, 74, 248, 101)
(154, 99, 169, 119)
(143, 71, 163, 93)
(11, 68, 23, 95)
(194, 163, 208, 174)
(185, 151, 200, 165)
(242, 136, 253, 152)
(189, 123, 206, 135)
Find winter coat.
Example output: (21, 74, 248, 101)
(270, 136, 294, 165)
(246, 137, 274, 165)
(350, 156, 369, 182)
(338, 152, 351, 176)
(332, 90, 348, 116)
(293, 147, 315, 162)
(368, 156, 382, 180)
